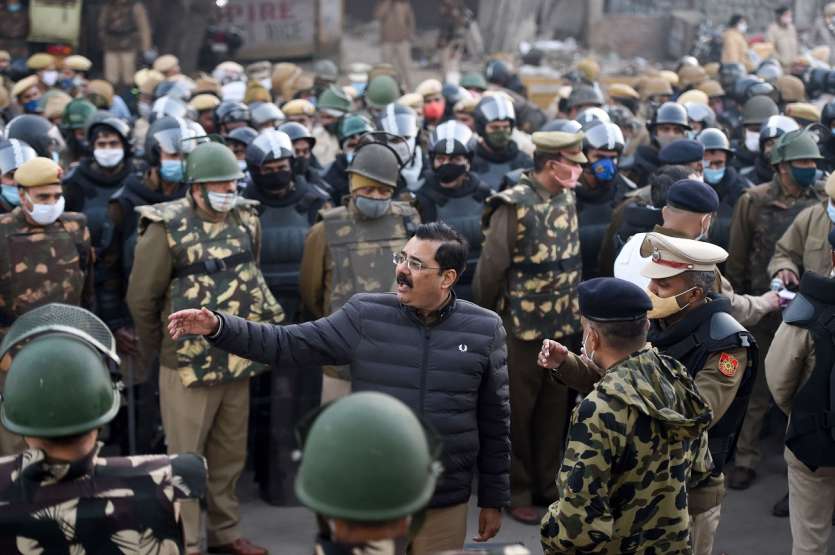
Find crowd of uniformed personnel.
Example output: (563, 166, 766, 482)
(6, 2, 835, 554)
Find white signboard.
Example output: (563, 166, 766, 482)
(219, 0, 316, 59)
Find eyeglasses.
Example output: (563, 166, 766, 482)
(392, 253, 441, 272)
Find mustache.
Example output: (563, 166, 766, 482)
(396, 273, 413, 287)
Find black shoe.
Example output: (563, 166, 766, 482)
(728, 466, 757, 490)
(772, 492, 789, 517)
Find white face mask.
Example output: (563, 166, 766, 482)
(738, 22, 748, 33)
(41, 70, 58, 87)
(25, 193, 64, 225)
(93, 148, 124, 168)
(207, 191, 237, 212)
(745, 130, 760, 153)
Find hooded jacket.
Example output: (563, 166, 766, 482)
(541, 347, 713, 554)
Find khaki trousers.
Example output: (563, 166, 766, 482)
(734, 314, 780, 469)
(382, 40, 413, 90)
(690, 504, 721, 555)
(409, 503, 468, 555)
(320, 375, 351, 404)
(507, 325, 573, 507)
(104, 50, 136, 87)
(160, 366, 249, 550)
(786, 448, 835, 555)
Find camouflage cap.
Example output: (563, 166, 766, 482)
(15, 157, 63, 188)
(27, 52, 55, 70)
(63, 55, 92, 72)
(639, 232, 728, 279)
(532, 131, 587, 163)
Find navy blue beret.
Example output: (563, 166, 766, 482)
(578, 277, 653, 322)
(659, 139, 705, 165)
(829, 227, 835, 250)
(666, 179, 720, 213)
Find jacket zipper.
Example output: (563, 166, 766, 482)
(419, 327, 430, 416)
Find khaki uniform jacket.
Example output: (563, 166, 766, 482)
(766, 22, 799, 66)
(809, 19, 835, 65)
(374, 0, 415, 43)
(765, 321, 815, 416)
(768, 201, 833, 280)
(722, 28, 751, 68)
(298, 219, 331, 319)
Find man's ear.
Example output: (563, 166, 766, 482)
(442, 268, 458, 290)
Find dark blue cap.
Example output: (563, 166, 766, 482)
(666, 179, 720, 213)
(659, 139, 705, 165)
(829, 227, 835, 250)
(578, 277, 653, 322)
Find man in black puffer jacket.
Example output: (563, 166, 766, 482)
(168, 222, 510, 555)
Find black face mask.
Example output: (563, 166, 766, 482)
(435, 162, 467, 183)
(324, 121, 339, 135)
(293, 156, 309, 176)
(254, 169, 293, 193)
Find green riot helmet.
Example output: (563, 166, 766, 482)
(460, 71, 488, 91)
(770, 129, 824, 165)
(317, 85, 352, 115)
(61, 98, 97, 131)
(742, 95, 779, 126)
(186, 141, 244, 183)
(0, 303, 121, 438)
(364, 75, 400, 110)
(337, 114, 375, 147)
(295, 392, 441, 521)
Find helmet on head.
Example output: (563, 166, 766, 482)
(757, 60, 783, 82)
(760, 114, 800, 146)
(541, 118, 583, 133)
(484, 59, 512, 87)
(317, 85, 352, 115)
(684, 102, 716, 128)
(377, 103, 418, 141)
(5, 114, 62, 158)
(719, 62, 747, 91)
(364, 75, 400, 110)
(347, 142, 400, 188)
(822, 101, 835, 128)
(566, 84, 605, 110)
(0, 303, 121, 438)
(429, 120, 474, 158)
(696, 128, 733, 157)
(186, 141, 245, 183)
(61, 98, 97, 131)
(149, 96, 188, 124)
(145, 116, 207, 167)
(225, 126, 258, 148)
(474, 95, 516, 136)
(214, 101, 251, 130)
(583, 121, 625, 153)
(575, 106, 611, 130)
(648, 102, 691, 130)
(295, 392, 440, 521)
(87, 115, 131, 154)
(742, 95, 779, 126)
(0, 139, 36, 176)
(245, 129, 294, 170)
(337, 114, 374, 147)
(250, 102, 285, 129)
(770, 129, 824, 165)
(277, 121, 316, 148)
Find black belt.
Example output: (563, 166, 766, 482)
(512, 255, 581, 274)
(173, 252, 253, 278)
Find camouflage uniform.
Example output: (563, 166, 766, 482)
(541, 348, 714, 554)
(0, 444, 207, 554)
(0, 207, 94, 456)
(725, 175, 821, 476)
(473, 171, 580, 507)
(127, 194, 283, 551)
(298, 199, 420, 400)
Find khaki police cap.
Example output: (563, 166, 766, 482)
(752, 42, 775, 60)
(15, 157, 63, 188)
(704, 62, 720, 79)
(0, 51, 10, 62)
(677, 89, 709, 106)
(659, 70, 680, 87)
(786, 102, 821, 124)
(153, 54, 179, 74)
(639, 232, 728, 279)
(812, 46, 831, 64)
(398, 92, 424, 110)
(282, 98, 315, 116)
(678, 65, 707, 87)
(11, 75, 40, 99)
(825, 172, 835, 199)
(87, 79, 114, 106)
(189, 93, 221, 112)
(697, 79, 725, 98)
(454, 96, 478, 113)
(608, 83, 639, 100)
(576, 57, 600, 82)
(63, 55, 92, 72)
(775, 75, 806, 102)
(135, 68, 164, 95)
(26, 53, 55, 70)
(532, 131, 587, 163)
(415, 78, 443, 98)
(640, 77, 673, 100)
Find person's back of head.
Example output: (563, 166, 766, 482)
(648, 165, 694, 207)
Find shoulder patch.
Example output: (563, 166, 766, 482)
(718, 352, 739, 377)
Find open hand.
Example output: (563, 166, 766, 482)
(538, 339, 568, 369)
(168, 308, 220, 340)
(777, 269, 799, 288)
(473, 508, 501, 542)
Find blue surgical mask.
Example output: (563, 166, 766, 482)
(23, 99, 40, 113)
(828, 200, 835, 224)
(7, 2, 21, 12)
(160, 160, 184, 183)
(1, 185, 19, 206)
(703, 166, 725, 185)
(51, 152, 60, 164)
(345, 150, 356, 164)
(590, 157, 618, 182)
(790, 165, 817, 188)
